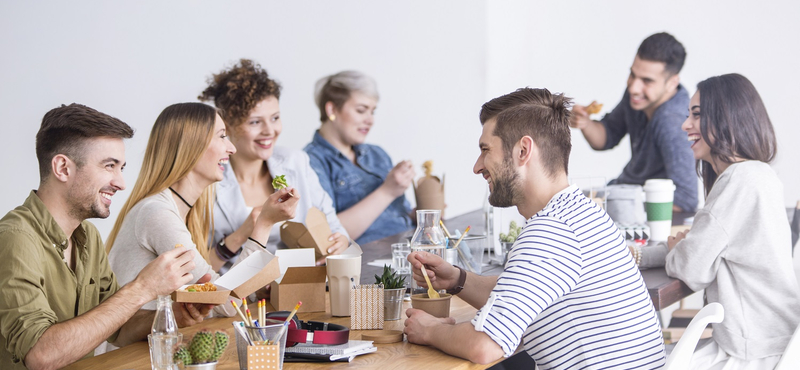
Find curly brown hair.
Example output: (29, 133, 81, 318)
(198, 58, 282, 127)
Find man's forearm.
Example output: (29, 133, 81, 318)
(581, 121, 608, 150)
(24, 282, 150, 370)
(456, 273, 499, 309)
(113, 309, 155, 347)
(429, 322, 505, 365)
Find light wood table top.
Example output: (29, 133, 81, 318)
(64, 295, 500, 370)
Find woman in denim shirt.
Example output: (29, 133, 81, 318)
(304, 71, 414, 245)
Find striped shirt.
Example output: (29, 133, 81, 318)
(472, 185, 665, 369)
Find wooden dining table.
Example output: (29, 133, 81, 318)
(66, 208, 695, 369)
(64, 294, 500, 370)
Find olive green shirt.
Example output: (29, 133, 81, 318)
(0, 191, 120, 369)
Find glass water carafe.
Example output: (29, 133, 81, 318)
(410, 210, 447, 294)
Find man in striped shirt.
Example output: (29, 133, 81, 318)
(404, 88, 666, 369)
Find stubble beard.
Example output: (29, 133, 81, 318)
(67, 182, 111, 221)
(487, 160, 522, 208)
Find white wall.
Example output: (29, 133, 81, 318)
(2, 1, 798, 242)
(487, 0, 800, 208)
(0, 1, 488, 239)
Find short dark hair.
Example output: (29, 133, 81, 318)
(198, 58, 282, 128)
(637, 32, 686, 76)
(36, 103, 134, 182)
(479, 88, 572, 178)
(696, 73, 776, 195)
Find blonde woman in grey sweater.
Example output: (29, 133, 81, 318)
(665, 74, 800, 369)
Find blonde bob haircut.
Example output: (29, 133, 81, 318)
(106, 102, 217, 262)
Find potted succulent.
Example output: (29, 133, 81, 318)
(174, 330, 229, 369)
(498, 221, 523, 265)
(375, 265, 407, 320)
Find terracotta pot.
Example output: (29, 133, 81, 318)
(410, 293, 452, 318)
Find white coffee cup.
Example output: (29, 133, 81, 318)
(643, 179, 676, 241)
(326, 255, 361, 316)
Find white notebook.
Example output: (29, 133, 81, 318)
(285, 340, 375, 355)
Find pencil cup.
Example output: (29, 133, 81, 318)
(235, 322, 287, 370)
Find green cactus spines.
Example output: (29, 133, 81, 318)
(189, 330, 214, 364)
(211, 331, 229, 361)
(173, 344, 192, 366)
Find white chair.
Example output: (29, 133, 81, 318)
(775, 324, 800, 370)
(663, 302, 724, 370)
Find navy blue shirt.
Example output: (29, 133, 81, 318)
(304, 131, 412, 245)
(600, 85, 698, 212)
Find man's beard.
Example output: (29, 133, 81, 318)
(67, 183, 111, 220)
(487, 160, 522, 208)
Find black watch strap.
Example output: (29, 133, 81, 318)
(446, 265, 467, 295)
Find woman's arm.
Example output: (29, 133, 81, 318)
(336, 160, 414, 240)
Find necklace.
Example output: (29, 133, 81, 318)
(168, 187, 194, 209)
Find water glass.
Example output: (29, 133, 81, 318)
(148, 333, 182, 370)
(391, 243, 411, 274)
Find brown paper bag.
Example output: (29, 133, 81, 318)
(350, 285, 384, 330)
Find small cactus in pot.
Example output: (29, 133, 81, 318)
(174, 330, 229, 368)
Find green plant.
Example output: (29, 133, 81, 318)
(174, 330, 229, 365)
(499, 221, 522, 243)
(375, 265, 407, 289)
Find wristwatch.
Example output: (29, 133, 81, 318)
(446, 265, 467, 295)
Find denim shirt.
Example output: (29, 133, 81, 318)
(304, 131, 412, 244)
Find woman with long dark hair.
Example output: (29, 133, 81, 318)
(666, 73, 800, 368)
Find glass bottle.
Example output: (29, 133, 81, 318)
(149, 295, 180, 370)
(409, 210, 447, 294)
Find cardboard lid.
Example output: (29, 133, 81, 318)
(215, 250, 280, 299)
(279, 266, 327, 285)
(279, 207, 333, 258)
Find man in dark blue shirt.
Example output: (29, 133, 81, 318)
(570, 32, 697, 212)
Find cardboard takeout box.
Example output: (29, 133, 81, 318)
(414, 175, 445, 215)
(280, 207, 332, 259)
(270, 266, 327, 312)
(172, 250, 280, 304)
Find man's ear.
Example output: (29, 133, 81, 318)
(666, 73, 680, 93)
(51, 154, 72, 183)
(515, 136, 536, 167)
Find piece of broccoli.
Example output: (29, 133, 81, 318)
(272, 175, 289, 190)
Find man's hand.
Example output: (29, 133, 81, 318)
(258, 187, 300, 226)
(667, 229, 689, 251)
(174, 273, 214, 327)
(403, 308, 455, 345)
(134, 246, 196, 300)
(381, 160, 415, 198)
(408, 251, 459, 291)
(316, 233, 349, 265)
(569, 104, 593, 130)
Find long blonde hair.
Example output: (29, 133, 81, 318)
(106, 102, 217, 262)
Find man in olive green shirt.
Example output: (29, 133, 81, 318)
(0, 104, 212, 370)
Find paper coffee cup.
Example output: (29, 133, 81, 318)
(643, 179, 675, 241)
(326, 255, 361, 316)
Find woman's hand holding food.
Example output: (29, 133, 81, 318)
(381, 160, 415, 198)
